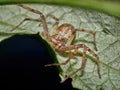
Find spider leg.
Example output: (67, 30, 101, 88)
(17, 4, 49, 39)
(46, 14, 59, 25)
(60, 47, 87, 83)
(75, 28, 97, 51)
(46, 14, 59, 36)
(46, 44, 101, 82)
(60, 44, 100, 78)
(11, 18, 41, 31)
(45, 48, 78, 67)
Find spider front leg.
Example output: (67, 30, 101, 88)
(16, 4, 49, 39)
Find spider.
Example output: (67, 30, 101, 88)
(12, 4, 101, 83)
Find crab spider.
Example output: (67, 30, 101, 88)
(12, 4, 101, 83)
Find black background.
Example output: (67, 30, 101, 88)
(0, 35, 79, 90)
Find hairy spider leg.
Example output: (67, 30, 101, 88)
(75, 29, 97, 51)
(46, 44, 101, 82)
(16, 4, 49, 39)
(60, 44, 101, 79)
(60, 47, 87, 83)
(45, 48, 78, 66)
(47, 14, 59, 25)
(11, 18, 41, 31)
(46, 14, 59, 36)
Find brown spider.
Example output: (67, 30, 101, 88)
(12, 4, 101, 83)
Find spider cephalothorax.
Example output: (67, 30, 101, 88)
(49, 23, 76, 50)
(12, 4, 101, 83)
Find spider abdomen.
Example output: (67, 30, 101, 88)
(58, 23, 75, 39)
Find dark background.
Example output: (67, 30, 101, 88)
(0, 35, 79, 90)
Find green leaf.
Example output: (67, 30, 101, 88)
(0, 0, 120, 18)
(0, 4, 120, 90)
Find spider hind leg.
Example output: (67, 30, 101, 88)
(45, 44, 101, 83)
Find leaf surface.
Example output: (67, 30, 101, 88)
(0, 4, 120, 90)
